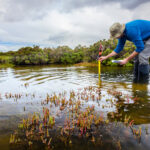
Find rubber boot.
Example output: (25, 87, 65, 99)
(133, 61, 139, 83)
(138, 64, 149, 84)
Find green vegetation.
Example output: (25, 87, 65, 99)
(0, 39, 137, 66)
(0, 55, 13, 64)
(0, 55, 14, 68)
(8, 86, 143, 149)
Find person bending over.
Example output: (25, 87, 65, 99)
(100, 20, 150, 84)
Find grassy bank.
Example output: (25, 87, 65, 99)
(0, 61, 133, 68)
(0, 55, 14, 68)
(74, 61, 133, 67)
(0, 55, 12, 63)
(0, 64, 14, 68)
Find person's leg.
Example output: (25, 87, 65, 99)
(138, 38, 150, 84)
(133, 55, 139, 83)
(138, 65, 149, 83)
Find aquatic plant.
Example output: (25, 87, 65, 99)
(9, 85, 145, 149)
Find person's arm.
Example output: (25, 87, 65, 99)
(99, 51, 117, 62)
(99, 37, 126, 62)
(114, 37, 126, 53)
(130, 27, 144, 53)
(120, 27, 144, 65)
(119, 51, 139, 65)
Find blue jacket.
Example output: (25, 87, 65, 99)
(114, 20, 150, 53)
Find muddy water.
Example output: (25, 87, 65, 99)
(0, 65, 150, 150)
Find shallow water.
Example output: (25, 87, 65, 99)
(0, 65, 150, 150)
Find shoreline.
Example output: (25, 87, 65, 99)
(0, 62, 134, 68)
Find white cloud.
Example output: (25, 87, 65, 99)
(0, 0, 150, 51)
(132, 2, 150, 20)
(0, 44, 22, 52)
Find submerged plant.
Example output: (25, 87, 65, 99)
(9, 85, 146, 149)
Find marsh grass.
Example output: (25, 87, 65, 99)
(8, 86, 146, 150)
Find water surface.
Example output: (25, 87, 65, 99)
(0, 65, 150, 149)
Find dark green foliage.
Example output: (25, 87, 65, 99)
(0, 39, 141, 66)
(61, 51, 83, 64)
(48, 46, 72, 64)
(0, 56, 12, 64)
(12, 46, 49, 65)
(83, 44, 98, 62)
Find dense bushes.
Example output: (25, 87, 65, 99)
(0, 39, 138, 66)
(0, 56, 12, 64)
(12, 46, 49, 65)
(11, 45, 84, 65)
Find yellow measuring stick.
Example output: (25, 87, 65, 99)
(98, 42, 103, 82)
(98, 60, 101, 77)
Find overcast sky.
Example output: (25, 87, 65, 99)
(0, 0, 150, 52)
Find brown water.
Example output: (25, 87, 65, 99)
(0, 65, 150, 150)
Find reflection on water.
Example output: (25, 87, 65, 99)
(0, 65, 150, 149)
(0, 65, 150, 121)
(0, 66, 136, 90)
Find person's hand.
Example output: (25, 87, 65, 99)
(119, 58, 128, 65)
(99, 56, 107, 62)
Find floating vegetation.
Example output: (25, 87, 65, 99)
(8, 85, 147, 150)
(24, 83, 29, 88)
(5, 93, 22, 99)
(1, 92, 38, 102)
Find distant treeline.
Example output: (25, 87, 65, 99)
(0, 39, 136, 66)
